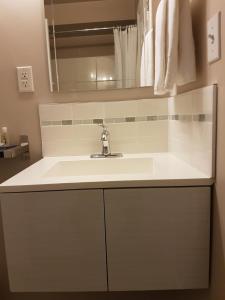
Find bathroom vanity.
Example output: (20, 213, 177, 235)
(0, 86, 216, 292)
(0, 154, 212, 292)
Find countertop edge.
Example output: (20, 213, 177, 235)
(0, 178, 215, 194)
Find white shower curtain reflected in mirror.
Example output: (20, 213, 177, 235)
(113, 26, 138, 89)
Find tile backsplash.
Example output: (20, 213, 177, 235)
(168, 85, 216, 177)
(39, 85, 216, 177)
(39, 98, 169, 156)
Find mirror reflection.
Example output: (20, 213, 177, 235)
(44, 0, 153, 92)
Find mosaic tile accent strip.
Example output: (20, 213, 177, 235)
(73, 119, 93, 125)
(41, 121, 62, 126)
(41, 114, 211, 127)
(168, 114, 212, 122)
(93, 119, 104, 125)
(193, 114, 213, 122)
(62, 120, 72, 125)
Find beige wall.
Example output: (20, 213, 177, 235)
(191, 1, 225, 300)
(0, 0, 225, 300)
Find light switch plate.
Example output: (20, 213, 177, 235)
(16, 66, 35, 92)
(207, 12, 221, 64)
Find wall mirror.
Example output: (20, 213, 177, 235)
(44, 0, 153, 93)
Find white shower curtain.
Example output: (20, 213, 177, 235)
(113, 26, 138, 88)
(137, 0, 154, 87)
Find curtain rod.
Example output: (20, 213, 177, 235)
(53, 24, 137, 35)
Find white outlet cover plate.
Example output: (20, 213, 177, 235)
(16, 66, 35, 93)
(207, 12, 221, 64)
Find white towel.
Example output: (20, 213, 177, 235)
(164, 0, 179, 90)
(137, 0, 154, 87)
(154, 0, 167, 95)
(140, 29, 154, 86)
(140, 1, 154, 87)
(154, 0, 196, 95)
(177, 0, 196, 85)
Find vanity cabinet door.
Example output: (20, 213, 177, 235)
(1, 190, 107, 292)
(104, 187, 210, 291)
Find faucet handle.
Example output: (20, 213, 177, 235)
(99, 123, 106, 129)
(99, 123, 109, 134)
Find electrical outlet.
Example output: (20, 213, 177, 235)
(16, 66, 35, 92)
(21, 80, 29, 89)
(21, 71, 29, 80)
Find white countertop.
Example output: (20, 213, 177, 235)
(0, 153, 214, 193)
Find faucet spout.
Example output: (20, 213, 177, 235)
(90, 123, 123, 159)
(100, 124, 111, 156)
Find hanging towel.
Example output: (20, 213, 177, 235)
(154, 0, 196, 95)
(140, 0, 154, 87)
(140, 29, 154, 86)
(154, 0, 167, 95)
(164, 0, 179, 90)
(177, 0, 196, 85)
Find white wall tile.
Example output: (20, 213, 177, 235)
(137, 137, 168, 153)
(42, 140, 75, 157)
(107, 123, 138, 140)
(192, 85, 215, 114)
(39, 104, 73, 122)
(73, 102, 105, 120)
(71, 125, 102, 141)
(41, 126, 73, 141)
(168, 94, 193, 115)
(137, 121, 168, 139)
(138, 98, 168, 116)
(110, 139, 140, 154)
(168, 85, 216, 177)
(104, 100, 138, 118)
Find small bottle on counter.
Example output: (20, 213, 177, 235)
(1, 127, 9, 145)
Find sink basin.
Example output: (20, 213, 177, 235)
(44, 158, 153, 178)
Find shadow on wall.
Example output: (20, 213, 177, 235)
(178, 0, 207, 94)
(192, 0, 207, 85)
(208, 187, 225, 299)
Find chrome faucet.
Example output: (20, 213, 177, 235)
(100, 124, 111, 156)
(90, 124, 122, 158)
